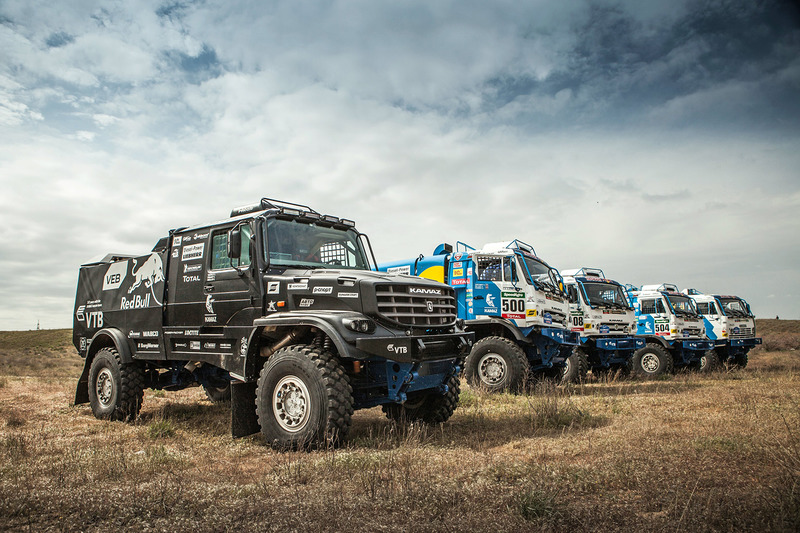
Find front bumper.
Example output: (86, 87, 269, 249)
(717, 337, 762, 348)
(681, 339, 714, 351)
(356, 332, 474, 363)
(595, 337, 645, 351)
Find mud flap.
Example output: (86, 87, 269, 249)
(231, 381, 259, 438)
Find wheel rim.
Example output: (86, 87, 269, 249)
(478, 353, 506, 386)
(699, 355, 707, 371)
(273, 375, 311, 433)
(640, 353, 660, 373)
(96, 368, 115, 408)
(562, 357, 572, 377)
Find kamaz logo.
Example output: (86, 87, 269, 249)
(409, 287, 442, 296)
(426, 301, 434, 313)
(387, 343, 408, 354)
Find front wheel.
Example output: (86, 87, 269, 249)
(632, 343, 674, 376)
(87, 347, 144, 421)
(383, 375, 460, 424)
(561, 348, 589, 384)
(256, 344, 353, 450)
(697, 349, 721, 373)
(464, 336, 528, 392)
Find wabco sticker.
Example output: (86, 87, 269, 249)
(299, 298, 314, 308)
(452, 268, 464, 277)
(338, 292, 359, 298)
(182, 243, 204, 261)
(312, 286, 333, 294)
(267, 282, 280, 294)
(288, 283, 308, 290)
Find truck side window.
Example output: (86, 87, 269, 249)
(211, 225, 252, 270)
(477, 257, 502, 281)
(503, 257, 516, 282)
(655, 299, 666, 314)
(640, 299, 656, 314)
(696, 302, 715, 315)
(568, 285, 579, 304)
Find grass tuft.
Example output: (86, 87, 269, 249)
(147, 419, 176, 439)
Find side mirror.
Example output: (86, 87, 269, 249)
(227, 228, 241, 258)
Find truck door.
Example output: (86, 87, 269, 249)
(473, 256, 502, 317)
(204, 224, 258, 327)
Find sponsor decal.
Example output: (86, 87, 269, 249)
(544, 312, 552, 325)
(172, 249, 179, 258)
(103, 261, 128, 291)
(453, 252, 463, 261)
(299, 298, 314, 308)
(206, 295, 215, 314)
(193, 232, 209, 241)
(527, 309, 536, 317)
(182, 243, 204, 261)
(387, 265, 411, 275)
(184, 263, 202, 273)
(267, 300, 277, 312)
(267, 281, 280, 294)
(452, 262, 463, 268)
(452, 268, 464, 277)
(599, 325, 610, 334)
(205, 315, 217, 323)
(485, 294, 496, 307)
(137, 342, 159, 351)
(204, 342, 216, 350)
(120, 293, 151, 310)
(503, 313, 526, 320)
(239, 337, 248, 356)
(288, 283, 308, 290)
(220, 343, 232, 350)
(501, 291, 524, 298)
(174, 341, 188, 350)
(75, 305, 86, 322)
(79, 337, 87, 351)
(451, 278, 468, 286)
(190, 341, 201, 350)
(183, 275, 201, 283)
(312, 286, 333, 294)
(128, 331, 141, 338)
(173, 236, 182, 247)
(142, 331, 158, 338)
(338, 292, 359, 298)
(184, 329, 199, 336)
(426, 301, 434, 313)
(387, 343, 408, 355)
(409, 286, 442, 296)
(207, 272, 215, 281)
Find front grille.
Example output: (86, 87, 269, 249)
(375, 284, 456, 327)
(730, 327, 754, 338)
(682, 328, 703, 337)
(600, 323, 629, 332)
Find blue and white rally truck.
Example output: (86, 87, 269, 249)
(380, 240, 579, 392)
(625, 283, 714, 375)
(682, 289, 761, 369)
(561, 268, 644, 379)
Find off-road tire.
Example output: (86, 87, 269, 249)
(203, 384, 231, 403)
(733, 352, 748, 369)
(561, 347, 589, 384)
(87, 347, 144, 422)
(698, 349, 721, 373)
(256, 344, 353, 450)
(593, 360, 632, 380)
(632, 343, 674, 376)
(382, 375, 460, 424)
(464, 336, 528, 392)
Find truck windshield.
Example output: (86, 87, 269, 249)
(265, 218, 368, 270)
(717, 297, 752, 317)
(518, 254, 565, 296)
(580, 281, 630, 309)
(665, 294, 699, 317)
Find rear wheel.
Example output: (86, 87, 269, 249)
(383, 375, 460, 424)
(203, 384, 231, 403)
(88, 347, 144, 422)
(464, 336, 528, 392)
(256, 344, 353, 450)
(632, 343, 673, 376)
(561, 348, 589, 384)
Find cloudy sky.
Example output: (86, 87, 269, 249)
(1, 0, 798, 330)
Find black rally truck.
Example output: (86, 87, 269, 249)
(73, 199, 473, 448)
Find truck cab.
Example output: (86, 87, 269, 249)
(381, 240, 578, 391)
(561, 268, 644, 376)
(625, 283, 713, 375)
(682, 289, 761, 368)
(73, 198, 473, 449)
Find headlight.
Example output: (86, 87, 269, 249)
(343, 318, 375, 333)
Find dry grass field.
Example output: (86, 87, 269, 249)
(1, 322, 798, 532)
